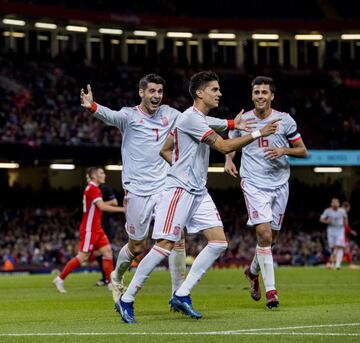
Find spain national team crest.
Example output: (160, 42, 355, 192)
(160, 115, 169, 126)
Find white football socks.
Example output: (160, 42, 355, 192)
(256, 245, 275, 292)
(121, 245, 171, 303)
(335, 248, 344, 269)
(114, 243, 134, 282)
(250, 253, 260, 276)
(168, 238, 186, 294)
(175, 241, 228, 297)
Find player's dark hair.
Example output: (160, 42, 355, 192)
(139, 74, 165, 90)
(86, 166, 103, 182)
(251, 76, 276, 93)
(189, 71, 220, 100)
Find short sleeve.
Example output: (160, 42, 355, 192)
(285, 114, 301, 143)
(320, 208, 329, 218)
(180, 114, 214, 143)
(89, 186, 102, 204)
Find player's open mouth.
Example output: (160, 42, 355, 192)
(150, 100, 160, 105)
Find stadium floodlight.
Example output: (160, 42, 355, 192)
(133, 30, 157, 37)
(50, 164, 75, 170)
(166, 32, 193, 38)
(208, 33, 236, 39)
(295, 34, 323, 40)
(208, 166, 224, 173)
(37, 35, 49, 41)
(35, 22, 57, 30)
(99, 28, 123, 35)
(105, 165, 122, 171)
(313, 167, 342, 173)
(56, 35, 70, 41)
(341, 34, 360, 40)
(126, 39, 147, 44)
(252, 34, 279, 40)
(258, 42, 280, 47)
(111, 39, 120, 45)
(2, 18, 25, 26)
(89, 37, 101, 43)
(0, 162, 19, 169)
(188, 40, 199, 45)
(65, 25, 88, 33)
(175, 41, 184, 46)
(3, 31, 25, 38)
(217, 41, 237, 46)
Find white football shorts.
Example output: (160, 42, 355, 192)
(327, 228, 345, 248)
(124, 191, 162, 240)
(152, 187, 223, 242)
(240, 180, 289, 230)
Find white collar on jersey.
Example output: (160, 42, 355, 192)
(89, 181, 98, 187)
(192, 106, 205, 116)
(136, 105, 157, 118)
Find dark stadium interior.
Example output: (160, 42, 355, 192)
(0, 0, 359, 272)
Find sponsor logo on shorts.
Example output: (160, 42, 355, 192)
(252, 210, 259, 219)
(173, 225, 181, 236)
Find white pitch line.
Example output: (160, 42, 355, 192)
(0, 322, 359, 337)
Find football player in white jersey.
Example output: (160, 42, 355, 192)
(320, 198, 348, 270)
(224, 76, 308, 309)
(115, 71, 280, 324)
(80, 74, 251, 303)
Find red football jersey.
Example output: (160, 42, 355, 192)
(80, 181, 103, 233)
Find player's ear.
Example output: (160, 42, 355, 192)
(196, 89, 203, 99)
(271, 93, 275, 101)
(139, 88, 144, 98)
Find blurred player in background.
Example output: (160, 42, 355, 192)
(320, 198, 348, 270)
(96, 183, 119, 287)
(225, 76, 307, 309)
(53, 167, 125, 293)
(342, 201, 358, 269)
(80, 74, 247, 303)
(115, 71, 279, 324)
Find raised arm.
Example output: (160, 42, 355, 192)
(204, 119, 280, 155)
(206, 110, 256, 133)
(80, 84, 128, 129)
(160, 133, 175, 165)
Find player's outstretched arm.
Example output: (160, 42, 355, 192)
(205, 119, 280, 155)
(264, 138, 308, 160)
(224, 152, 238, 178)
(160, 134, 174, 165)
(104, 198, 118, 206)
(96, 200, 125, 213)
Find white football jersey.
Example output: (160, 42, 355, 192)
(94, 104, 229, 196)
(321, 207, 347, 230)
(166, 106, 213, 195)
(229, 109, 301, 190)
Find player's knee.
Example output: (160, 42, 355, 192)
(208, 241, 228, 255)
(128, 240, 146, 256)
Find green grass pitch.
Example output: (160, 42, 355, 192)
(0, 267, 359, 342)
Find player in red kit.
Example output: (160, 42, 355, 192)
(342, 201, 358, 269)
(53, 167, 125, 293)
